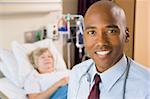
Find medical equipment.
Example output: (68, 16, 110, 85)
(46, 24, 59, 41)
(76, 18, 84, 59)
(56, 14, 84, 68)
(65, 14, 71, 68)
(63, 14, 84, 68)
(76, 56, 131, 99)
(58, 17, 68, 32)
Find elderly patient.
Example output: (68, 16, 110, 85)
(24, 48, 68, 99)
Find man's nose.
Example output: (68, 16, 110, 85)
(95, 32, 108, 45)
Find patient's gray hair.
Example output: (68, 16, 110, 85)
(28, 48, 52, 69)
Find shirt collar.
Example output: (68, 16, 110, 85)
(89, 55, 127, 92)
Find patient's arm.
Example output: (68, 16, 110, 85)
(27, 77, 69, 99)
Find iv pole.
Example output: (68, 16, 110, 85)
(59, 14, 84, 69)
(66, 14, 71, 69)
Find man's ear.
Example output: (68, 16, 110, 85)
(125, 27, 130, 43)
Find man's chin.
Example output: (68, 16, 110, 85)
(95, 63, 113, 72)
(95, 58, 113, 68)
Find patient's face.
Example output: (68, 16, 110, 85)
(37, 50, 54, 73)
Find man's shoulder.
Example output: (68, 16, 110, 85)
(69, 59, 93, 77)
(129, 59, 150, 95)
(72, 59, 93, 71)
(130, 59, 150, 81)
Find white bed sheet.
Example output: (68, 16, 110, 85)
(0, 77, 27, 99)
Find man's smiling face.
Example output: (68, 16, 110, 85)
(84, 3, 129, 72)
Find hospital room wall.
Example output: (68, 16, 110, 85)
(134, 0, 150, 67)
(0, 0, 77, 50)
(0, 11, 61, 49)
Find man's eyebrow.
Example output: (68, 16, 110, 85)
(84, 25, 119, 30)
(84, 26, 96, 30)
(106, 25, 119, 28)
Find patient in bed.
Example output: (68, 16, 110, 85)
(24, 48, 69, 99)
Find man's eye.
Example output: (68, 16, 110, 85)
(87, 31, 96, 35)
(107, 28, 118, 34)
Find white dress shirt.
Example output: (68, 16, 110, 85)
(68, 55, 150, 99)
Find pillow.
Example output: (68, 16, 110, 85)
(11, 39, 67, 88)
(0, 78, 27, 99)
(22, 39, 67, 70)
(0, 49, 22, 87)
(0, 60, 4, 78)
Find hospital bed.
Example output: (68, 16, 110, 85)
(0, 39, 67, 99)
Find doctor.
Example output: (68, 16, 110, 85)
(68, 1, 150, 99)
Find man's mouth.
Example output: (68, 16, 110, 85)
(95, 50, 111, 57)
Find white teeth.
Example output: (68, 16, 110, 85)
(96, 51, 110, 56)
